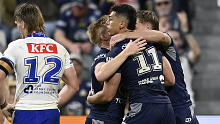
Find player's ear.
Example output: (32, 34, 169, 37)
(100, 34, 108, 41)
(145, 23, 152, 30)
(119, 20, 126, 29)
(22, 20, 26, 29)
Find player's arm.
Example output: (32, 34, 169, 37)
(87, 73, 121, 104)
(110, 30, 171, 48)
(0, 59, 13, 105)
(58, 66, 79, 109)
(0, 59, 14, 122)
(95, 38, 147, 82)
(0, 76, 9, 123)
(4, 77, 9, 103)
(162, 56, 175, 86)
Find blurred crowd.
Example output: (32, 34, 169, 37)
(0, 0, 200, 117)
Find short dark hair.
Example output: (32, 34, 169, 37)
(111, 4, 136, 30)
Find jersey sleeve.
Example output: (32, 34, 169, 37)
(63, 49, 73, 70)
(165, 32, 175, 46)
(96, 54, 107, 64)
(107, 40, 129, 74)
(2, 42, 17, 67)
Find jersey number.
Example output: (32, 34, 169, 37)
(133, 47, 162, 76)
(24, 56, 62, 85)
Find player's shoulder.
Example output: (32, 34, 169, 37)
(113, 39, 130, 50)
(7, 39, 25, 49)
(94, 48, 108, 60)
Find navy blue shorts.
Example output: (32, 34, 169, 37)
(85, 118, 122, 124)
(174, 106, 199, 124)
(123, 103, 175, 124)
(12, 109, 60, 124)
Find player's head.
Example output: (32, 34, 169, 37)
(154, 0, 172, 17)
(14, 3, 46, 36)
(87, 15, 110, 48)
(106, 4, 136, 36)
(136, 10, 159, 31)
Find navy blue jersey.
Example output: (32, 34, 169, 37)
(107, 39, 170, 104)
(158, 34, 192, 109)
(61, 80, 91, 115)
(87, 48, 126, 123)
(56, 8, 101, 43)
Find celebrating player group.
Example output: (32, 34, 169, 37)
(0, 2, 199, 124)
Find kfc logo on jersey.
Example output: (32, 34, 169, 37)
(27, 43, 58, 54)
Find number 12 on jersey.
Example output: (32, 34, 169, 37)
(24, 56, 63, 85)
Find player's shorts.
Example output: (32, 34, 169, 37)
(85, 118, 122, 124)
(123, 103, 175, 124)
(174, 105, 199, 124)
(86, 113, 123, 124)
(12, 109, 60, 124)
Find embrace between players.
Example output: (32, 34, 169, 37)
(0, 3, 199, 124)
(85, 4, 199, 124)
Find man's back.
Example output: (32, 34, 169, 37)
(157, 38, 192, 109)
(107, 39, 170, 103)
(156, 34, 199, 124)
(2, 32, 72, 110)
(107, 39, 175, 124)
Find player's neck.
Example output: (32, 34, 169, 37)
(125, 29, 133, 32)
(119, 28, 128, 34)
(24, 31, 37, 38)
(101, 45, 110, 50)
(101, 40, 110, 50)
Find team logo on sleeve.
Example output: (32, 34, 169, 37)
(27, 43, 58, 54)
(122, 43, 128, 50)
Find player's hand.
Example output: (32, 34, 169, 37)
(110, 34, 126, 49)
(124, 37, 147, 56)
(1, 104, 15, 122)
(87, 91, 93, 104)
(88, 90, 92, 97)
